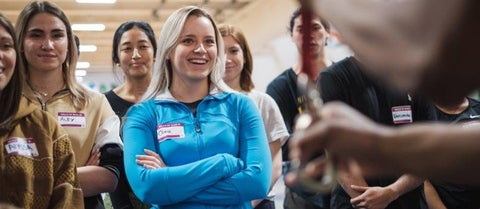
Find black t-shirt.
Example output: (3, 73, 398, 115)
(104, 90, 150, 209)
(267, 68, 330, 207)
(318, 56, 428, 209)
(427, 97, 480, 209)
(266, 68, 301, 161)
(105, 90, 135, 122)
(266, 68, 300, 135)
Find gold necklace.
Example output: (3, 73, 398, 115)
(31, 86, 49, 97)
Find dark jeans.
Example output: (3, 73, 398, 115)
(282, 161, 330, 209)
(284, 187, 329, 209)
(254, 199, 276, 209)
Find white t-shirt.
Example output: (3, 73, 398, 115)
(246, 90, 289, 145)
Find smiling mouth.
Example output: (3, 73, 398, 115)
(189, 59, 207, 64)
(39, 56, 57, 59)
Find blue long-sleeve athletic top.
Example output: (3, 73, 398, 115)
(123, 88, 272, 209)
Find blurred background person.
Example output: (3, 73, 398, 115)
(266, 8, 332, 209)
(219, 24, 289, 209)
(318, 56, 427, 209)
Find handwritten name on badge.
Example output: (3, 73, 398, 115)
(4, 137, 39, 157)
(157, 123, 185, 142)
(58, 112, 86, 128)
(392, 105, 413, 124)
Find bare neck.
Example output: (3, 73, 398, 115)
(114, 76, 151, 103)
(170, 80, 209, 103)
(28, 68, 65, 96)
(224, 78, 242, 92)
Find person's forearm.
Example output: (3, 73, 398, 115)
(270, 140, 282, 190)
(337, 167, 368, 198)
(77, 165, 118, 197)
(315, 0, 464, 92)
(424, 180, 447, 209)
(380, 124, 480, 184)
(385, 174, 423, 200)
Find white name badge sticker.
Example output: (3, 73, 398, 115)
(4, 137, 39, 157)
(157, 123, 185, 142)
(58, 112, 86, 128)
(392, 105, 413, 124)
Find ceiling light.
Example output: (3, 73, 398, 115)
(72, 24, 105, 31)
(79, 45, 97, 52)
(77, 62, 90, 69)
(76, 0, 116, 4)
(75, 70, 87, 77)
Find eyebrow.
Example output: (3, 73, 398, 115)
(182, 34, 215, 39)
(0, 36, 13, 41)
(27, 28, 66, 33)
(120, 39, 149, 46)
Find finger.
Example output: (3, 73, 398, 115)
(142, 150, 166, 167)
(143, 161, 160, 169)
(144, 149, 160, 157)
(289, 102, 351, 163)
(302, 156, 327, 179)
(350, 197, 364, 205)
(86, 151, 100, 166)
(136, 154, 161, 163)
(157, 158, 166, 167)
(136, 159, 159, 167)
(143, 164, 157, 169)
(284, 172, 298, 186)
(351, 192, 368, 205)
(136, 155, 155, 160)
(289, 122, 329, 163)
(351, 185, 368, 192)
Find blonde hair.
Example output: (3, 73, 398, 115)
(16, 0, 90, 110)
(143, 6, 231, 100)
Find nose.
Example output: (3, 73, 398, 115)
(193, 44, 206, 54)
(41, 39, 54, 50)
(132, 48, 141, 59)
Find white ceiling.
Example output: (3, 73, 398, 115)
(2, 0, 299, 73)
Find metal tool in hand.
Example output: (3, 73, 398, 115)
(289, 0, 337, 194)
(290, 73, 337, 194)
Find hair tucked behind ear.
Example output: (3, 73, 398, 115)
(16, 0, 89, 110)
